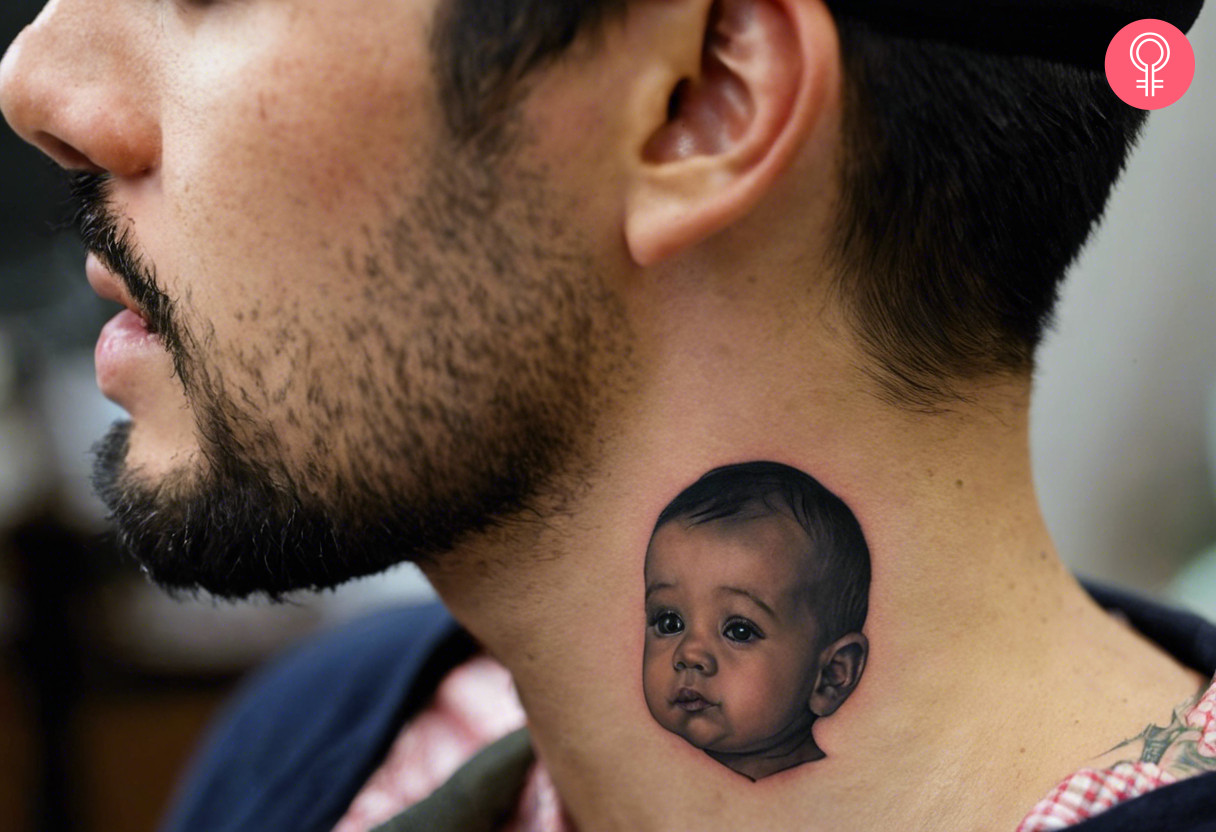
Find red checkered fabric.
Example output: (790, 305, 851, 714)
(1015, 763, 1177, 831)
(1186, 684, 1216, 758)
(332, 654, 570, 832)
(337, 656, 1216, 832)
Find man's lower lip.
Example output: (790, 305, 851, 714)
(95, 309, 164, 396)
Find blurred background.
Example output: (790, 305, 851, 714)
(0, 3, 1213, 831)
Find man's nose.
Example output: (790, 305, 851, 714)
(673, 634, 717, 676)
(0, 0, 160, 175)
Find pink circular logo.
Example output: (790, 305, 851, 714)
(1106, 19, 1196, 110)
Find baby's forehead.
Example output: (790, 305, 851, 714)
(647, 508, 818, 577)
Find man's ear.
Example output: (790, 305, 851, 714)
(809, 632, 868, 718)
(623, 0, 837, 266)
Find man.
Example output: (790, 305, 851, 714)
(1, 0, 1213, 830)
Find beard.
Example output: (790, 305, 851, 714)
(79, 137, 627, 601)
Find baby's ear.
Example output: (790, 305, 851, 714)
(809, 632, 868, 717)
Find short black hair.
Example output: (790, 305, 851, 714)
(431, 0, 628, 145)
(431, 1, 1147, 408)
(824, 12, 1147, 407)
(651, 462, 870, 640)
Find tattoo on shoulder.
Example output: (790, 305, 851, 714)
(1106, 688, 1216, 779)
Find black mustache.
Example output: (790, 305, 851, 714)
(70, 171, 176, 340)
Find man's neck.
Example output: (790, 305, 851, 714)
(421, 322, 1204, 831)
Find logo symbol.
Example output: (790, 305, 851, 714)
(1106, 19, 1196, 110)
(1131, 32, 1169, 97)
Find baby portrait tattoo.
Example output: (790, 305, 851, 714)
(642, 462, 871, 781)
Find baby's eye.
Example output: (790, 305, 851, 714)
(652, 611, 684, 636)
(723, 620, 763, 643)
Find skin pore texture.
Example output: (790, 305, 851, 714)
(6, 0, 632, 597)
(0, 0, 1209, 830)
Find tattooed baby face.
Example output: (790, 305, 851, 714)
(641, 462, 870, 780)
(643, 512, 825, 760)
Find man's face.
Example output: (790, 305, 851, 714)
(0, 0, 628, 597)
(642, 514, 824, 755)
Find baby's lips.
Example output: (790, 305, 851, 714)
(672, 687, 717, 711)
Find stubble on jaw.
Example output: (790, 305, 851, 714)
(91, 120, 634, 601)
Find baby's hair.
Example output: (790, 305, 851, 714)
(652, 461, 870, 641)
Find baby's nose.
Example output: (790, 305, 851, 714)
(673, 640, 717, 675)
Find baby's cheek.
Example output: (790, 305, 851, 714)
(641, 649, 669, 699)
(728, 666, 791, 737)
(642, 638, 663, 670)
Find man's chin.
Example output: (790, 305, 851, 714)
(90, 420, 413, 600)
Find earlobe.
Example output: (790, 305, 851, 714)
(809, 632, 869, 717)
(624, 0, 836, 266)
